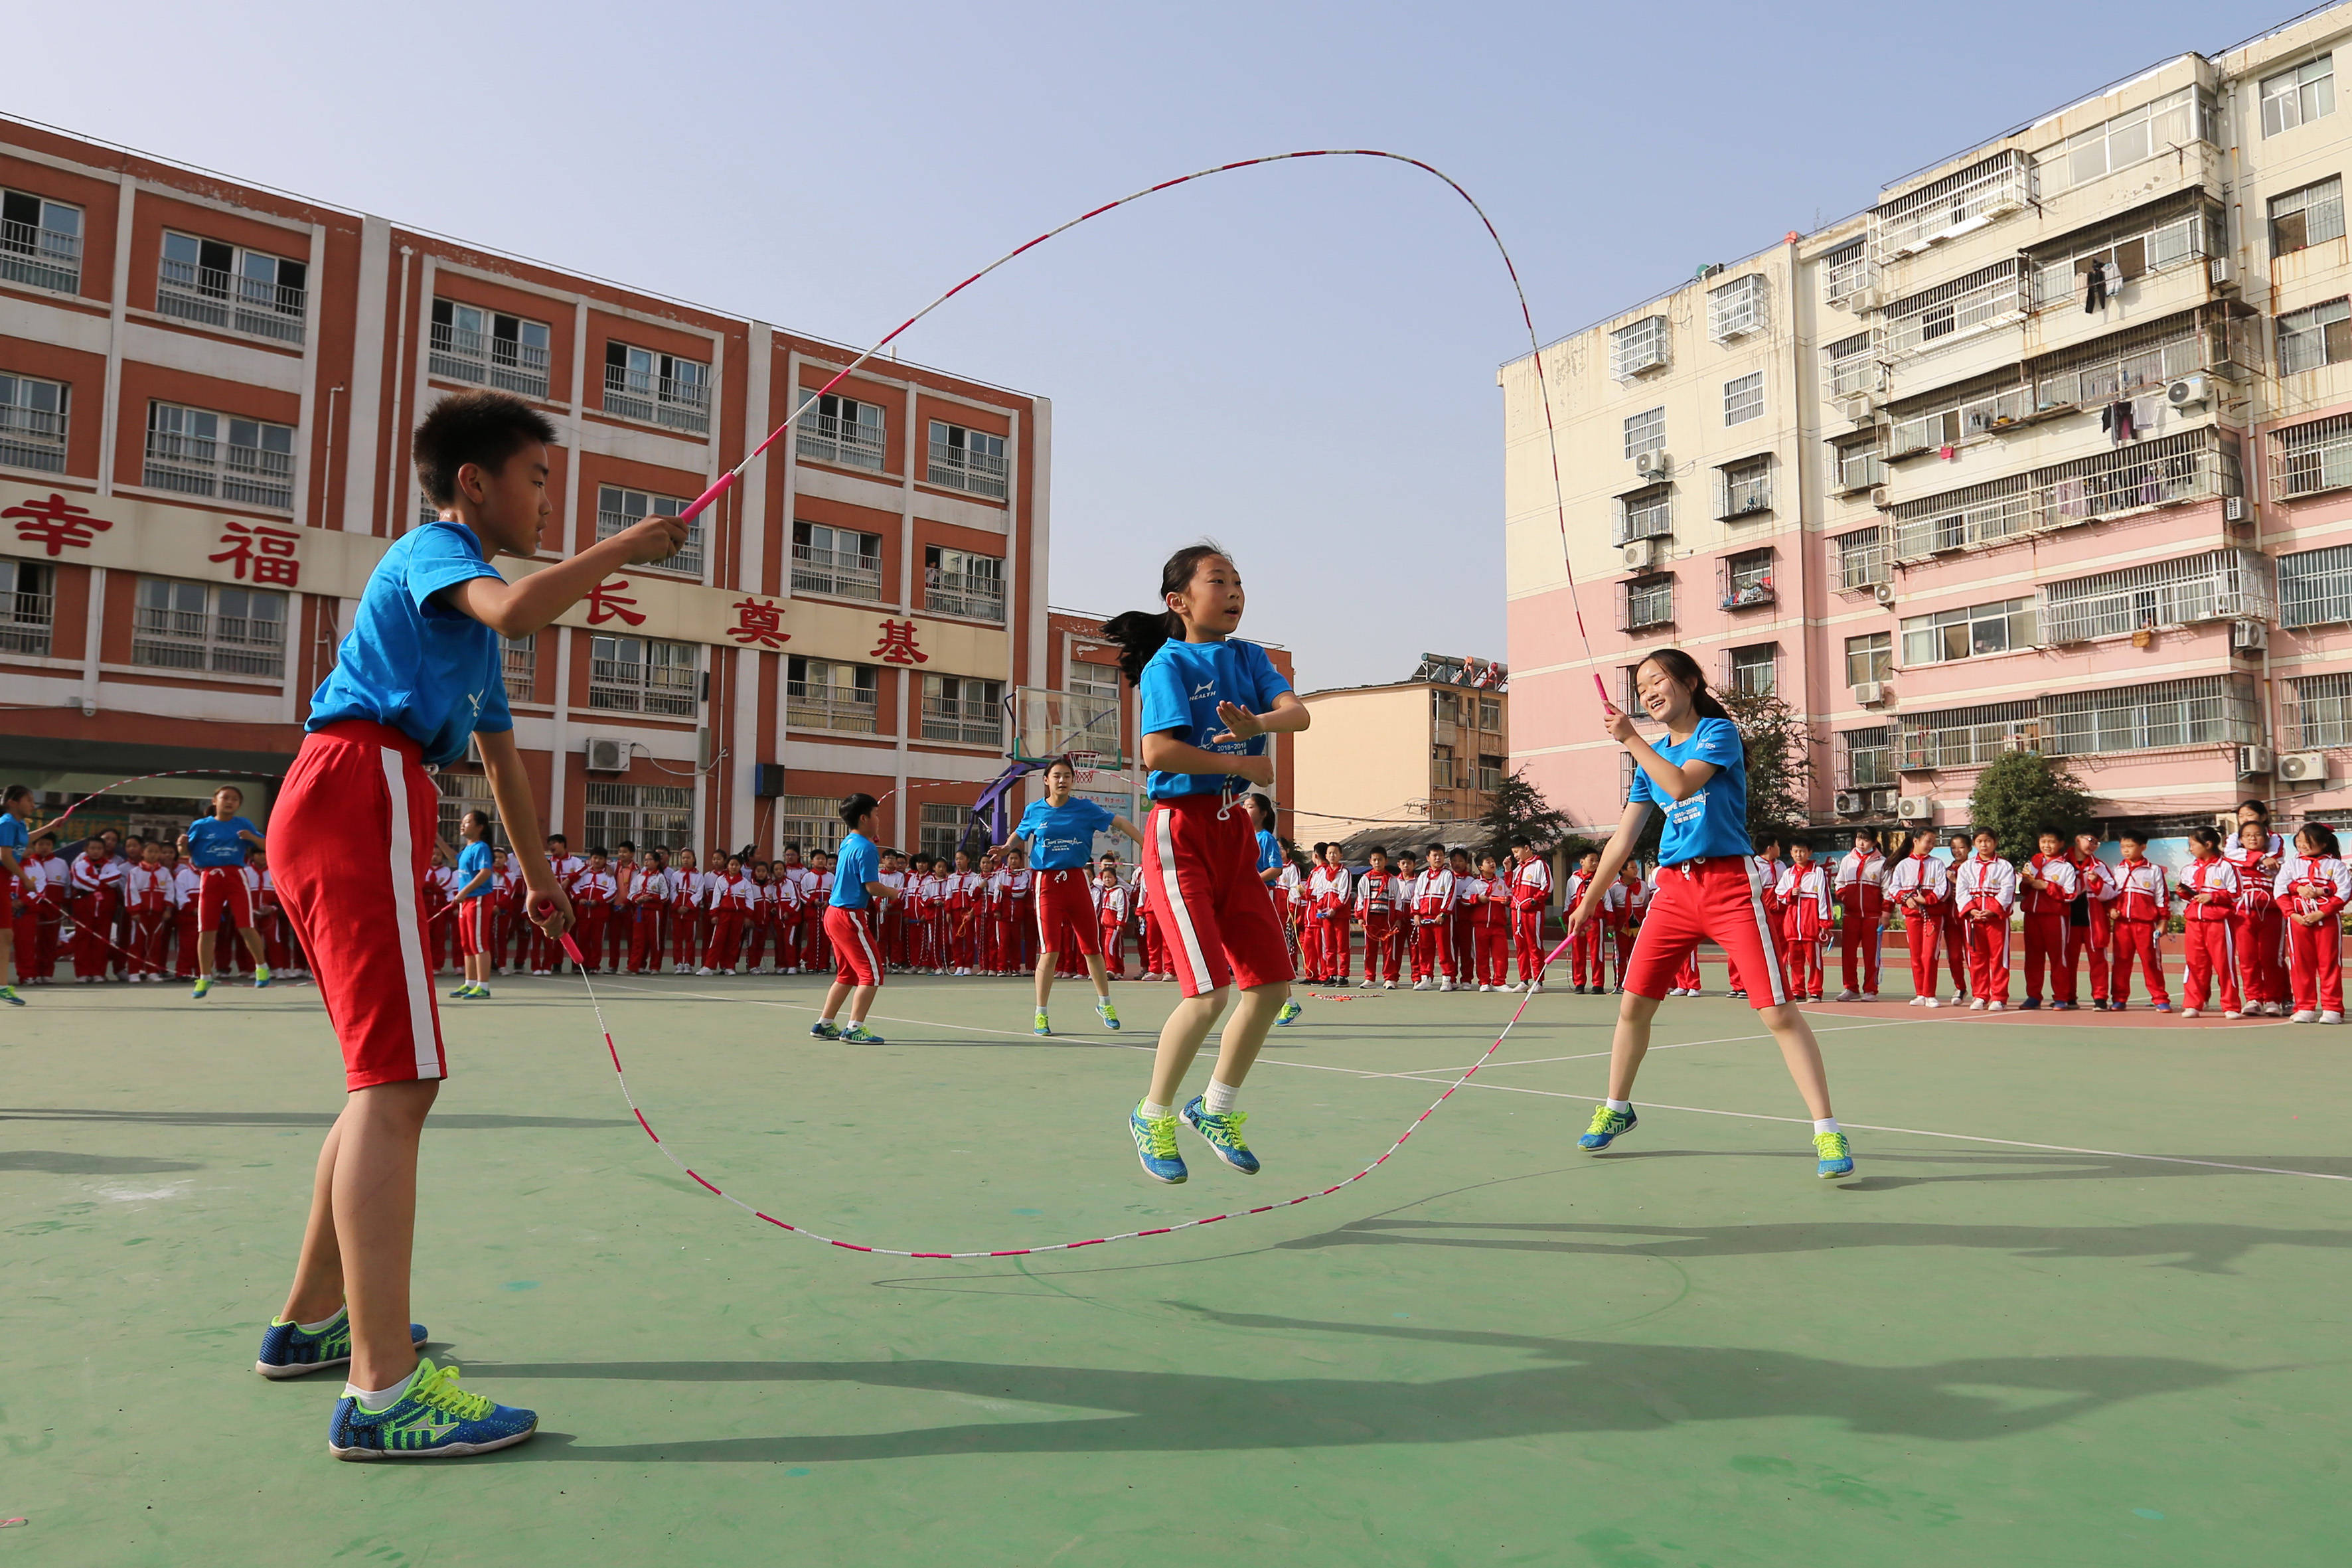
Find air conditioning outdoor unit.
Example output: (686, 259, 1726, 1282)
(584, 736, 630, 773)
(1869, 486, 1889, 507)
(1834, 790, 1866, 815)
(1852, 681, 1886, 707)
(2279, 751, 2329, 784)
(1838, 392, 1876, 422)
(1622, 539, 1660, 572)
(1849, 285, 1884, 311)
(1895, 795, 1934, 823)
(1871, 582, 1898, 606)
(1634, 449, 1672, 479)
(2224, 496, 2247, 524)
(2209, 255, 2236, 290)
(2231, 619, 2268, 652)
(2238, 744, 2276, 777)
(2167, 374, 2214, 409)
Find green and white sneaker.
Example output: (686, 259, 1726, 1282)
(253, 963, 272, 989)
(1815, 1131, 1856, 1180)
(840, 1022, 886, 1044)
(1095, 999, 1120, 1031)
(327, 1359, 537, 1459)
(256, 1308, 428, 1378)
(192, 975, 212, 999)
(809, 1019, 841, 1040)
(1034, 1009, 1052, 1037)
(1131, 1102, 1187, 1184)
(0, 984, 22, 1006)
(1180, 1096, 1260, 1174)
(1578, 1104, 1636, 1152)
(1275, 998, 1302, 1027)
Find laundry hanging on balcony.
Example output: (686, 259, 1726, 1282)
(2081, 258, 2122, 314)
(2100, 400, 2136, 445)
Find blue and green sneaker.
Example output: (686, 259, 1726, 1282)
(192, 975, 212, 999)
(1815, 1131, 1856, 1180)
(1579, 1104, 1637, 1152)
(1034, 1009, 1052, 1037)
(1130, 1102, 1187, 1184)
(809, 1019, 841, 1040)
(464, 985, 492, 1001)
(1095, 999, 1120, 1031)
(1180, 1096, 1261, 1175)
(840, 1022, 886, 1044)
(0, 984, 22, 1006)
(327, 1359, 537, 1460)
(1275, 998, 1302, 1027)
(253, 963, 272, 989)
(447, 982, 473, 1000)
(257, 1309, 428, 1379)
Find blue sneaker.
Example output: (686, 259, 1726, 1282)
(1275, 998, 1302, 1027)
(192, 975, 212, 1000)
(2017, 998, 2041, 1010)
(1130, 1103, 1188, 1184)
(1181, 1097, 1261, 1174)
(1815, 1131, 1856, 1180)
(809, 1019, 841, 1040)
(1095, 999, 1120, 1032)
(327, 1358, 537, 1460)
(2153, 1001, 2172, 1014)
(0, 984, 22, 1006)
(840, 1022, 886, 1044)
(1034, 1009, 1052, 1037)
(253, 964, 272, 989)
(1579, 1104, 1636, 1151)
(257, 1309, 428, 1379)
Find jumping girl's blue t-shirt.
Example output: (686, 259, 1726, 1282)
(1014, 797, 1115, 870)
(307, 520, 512, 767)
(0, 814, 28, 857)
(1255, 829, 1282, 874)
(1136, 637, 1292, 801)
(1625, 716, 1749, 866)
(830, 832, 879, 908)
(186, 816, 260, 867)
(457, 840, 493, 898)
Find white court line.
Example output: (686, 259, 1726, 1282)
(594, 980, 1046, 1040)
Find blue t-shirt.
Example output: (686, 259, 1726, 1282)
(187, 815, 261, 868)
(307, 520, 511, 767)
(1136, 637, 1293, 800)
(1625, 716, 1750, 866)
(830, 832, 879, 908)
(1014, 797, 1115, 870)
(457, 840, 493, 898)
(1256, 829, 1283, 874)
(0, 813, 26, 858)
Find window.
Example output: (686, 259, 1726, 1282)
(434, 773, 501, 853)
(1899, 597, 2037, 666)
(1431, 745, 1456, 791)
(1822, 240, 1871, 301)
(779, 795, 848, 857)
(430, 299, 552, 398)
(2033, 201, 2219, 305)
(785, 655, 879, 733)
(1621, 406, 1666, 460)
(596, 484, 703, 578)
(0, 558, 53, 655)
(919, 802, 972, 864)
(2031, 315, 2206, 408)
(791, 520, 883, 599)
(2279, 298, 2352, 375)
(1477, 697, 1501, 732)
(1836, 528, 1891, 590)
(1728, 644, 1776, 696)
(2059, 88, 2212, 189)
(501, 632, 537, 696)
(587, 633, 697, 716)
(2272, 179, 2345, 258)
(1477, 753, 1504, 793)
(1707, 274, 1767, 341)
(1723, 372, 1763, 427)
(923, 545, 1005, 622)
(2262, 54, 2335, 137)
(1834, 438, 1885, 494)
(1616, 486, 1671, 545)
(1873, 150, 2035, 254)
(921, 674, 1003, 745)
(2290, 672, 2352, 750)
(143, 402, 295, 510)
(795, 388, 886, 470)
(1, 188, 82, 293)
(1720, 548, 1774, 609)
(157, 231, 306, 344)
(584, 783, 694, 854)
(0, 372, 66, 472)
(1067, 658, 1120, 704)
(1717, 455, 1770, 518)
(1619, 665, 1641, 714)
(1840, 727, 1894, 789)
(1620, 575, 1674, 631)
(926, 419, 1007, 499)
(1609, 315, 1670, 380)
(1883, 260, 2026, 354)
(2038, 675, 2258, 758)
(2280, 543, 2352, 627)
(2276, 414, 2352, 501)
(1430, 689, 1458, 724)
(131, 576, 285, 676)
(1889, 428, 2239, 558)
(1885, 382, 2030, 459)
(603, 341, 710, 434)
(2039, 550, 2270, 643)
(1824, 332, 1880, 398)
(1845, 631, 1892, 687)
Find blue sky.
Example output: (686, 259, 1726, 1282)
(20, 0, 2287, 688)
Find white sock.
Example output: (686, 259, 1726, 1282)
(1140, 1099, 1172, 1121)
(297, 1306, 346, 1334)
(1204, 1079, 1240, 1115)
(1814, 1118, 1840, 1135)
(1606, 1098, 1632, 1113)
(342, 1364, 418, 1409)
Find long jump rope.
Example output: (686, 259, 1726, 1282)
(25, 151, 1615, 1259)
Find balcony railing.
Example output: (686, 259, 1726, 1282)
(1, 218, 80, 293)
(2279, 544, 2352, 629)
(602, 366, 709, 435)
(1883, 262, 2027, 356)
(795, 412, 886, 471)
(785, 681, 879, 734)
(920, 698, 1003, 747)
(596, 505, 703, 578)
(1889, 430, 2236, 563)
(1838, 531, 1891, 590)
(156, 258, 305, 344)
(0, 404, 66, 472)
(1836, 736, 1896, 790)
(2272, 412, 2352, 501)
(429, 321, 551, 398)
(143, 430, 295, 510)
(1899, 677, 2256, 769)
(1822, 243, 1876, 303)
(1871, 150, 2033, 257)
(587, 657, 696, 716)
(790, 543, 882, 601)
(1825, 341, 1884, 399)
(923, 570, 1006, 623)
(130, 604, 283, 676)
(1717, 556, 1775, 610)
(926, 437, 1008, 499)
(0, 585, 53, 656)
(2039, 549, 2272, 645)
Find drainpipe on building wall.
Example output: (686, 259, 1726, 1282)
(2223, 70, 2279, 777)
(1784, 230, 1824, 820)
(381, 248, 414, 536)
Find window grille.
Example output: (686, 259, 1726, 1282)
(1727, 644, 1776, 696)
(1619, 575, 1674, 632)
(2039, 675, 2258, 757)
(2031, 313, 2203, 410)
(2039, 550, 2272, 643)
(143, 402, 295, 510)
(596, 484, 703, 578)
(1616, 486, 1670, 546)
(501, 633, 536, 695)
(1717, 456, 1770, 518)
(2031, 198, 2219, 307)
(919, 801, 974, 864)
(921, 674, 1004, 745)
(791, 521, 884, 599)
(779, 795, 848, 856)
(131, 576, 285, 676)
(0, 558, 53, 656)
(1722, 372, 1764, 426)
(786, 656, 880, 732)
(795, 390, 886, 469)
(430, 299, 551, 397)
(925, 420, 1008, 499)
(602, 341, 710, 434)
(1718, 548, 1774, 610)
(1883, 260, 2027, 354)
(2286, 672, 2352, 750)
(2262, 54, 2335, 137)
(1822, 240, 1873, 302)
(587, 634, 698, 716)
(0, 189, 82, 293)
(1707, 274, 1768, 341)
(158, 232, 307, 345)
(0, 372, 66, 472)
(923, 545, 1006, 622)
(584, 783, 694, 854)
(1898, 699, 2039, 770)
(435, 773, 502, 852)
(1836, 528, 1889, 588)
(2271, 178, 2345, 258)
(1889, 430, 2237, 560)
(2279, 298, 2352, 376)
(2278, 542, 2352, 628)
(1885, 379, 2029, 457)
(1899, 597, 2037, 666)
(1833, 441, 1885, 495)
(1608, 315, 1670, 380)
(1873, 150, 2034, 254)
(1837, 726, 1895, 789)
(1823, 332, 1881, 397)
(1621, 406, 1666, 459)
(1844, 632, 1891, 688)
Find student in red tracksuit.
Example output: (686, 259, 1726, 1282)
(1095, 865, 1131, 977)
(568, 851, 612, 973)
(1506, 838, 1552, 993)
(1310, 843, 1354, 984)
(805, 852, 836, 975)
(2227, 822, 2283, 1016)
(2016, 830, 2080, 1010)
(421, 847, 452, 975)
(1752, 836, 1787, 994)
(1446, 849, 1478, 983)
(68, 839, 112, 981)
(664, 850, 702, 974)
(1601, 864, 1644, 991)
(1410, 846, 1459, 990)
(252, 852, 293, 974)
(2177, 828, 2242, 1019)
(1952, 830, 2015, 1009)
(1354, 847, 1400, 988)
(2106, 830, 2171, 1012)
(1562, 849, 1604, 992)
(627, 850, 668, 974)
(1942, 831, 1975, 998)
(1884, 834, 1949, 1007)
(2274, 823, 2349, 1023)
(700, 854, 753, 975)
(2244, 807, 2296, 1012)
(169, 851, 201, 979)
(2066, 832, 2114, 1009)
(1832, 830, 1887, 1002)
(1475, 853, 1512, 988)
(1775, 842, 1833, 1001)
(1008, 851, 1038, 975)
(123, 842, 172, 980)
(944, 851, 979, 975)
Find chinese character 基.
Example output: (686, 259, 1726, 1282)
(727, 596, 790, 650)
(586, 578, 647, 627)
(871, 617, 927, 665)
(208, 520, 303, 586)
(3, 493, 110, 557)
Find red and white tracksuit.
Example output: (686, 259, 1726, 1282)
(2108, 859, 2171, 1007)
(123, 862, 171, 975)
(2273, 854, 2350, 1016)
(1509, 856, 1553, 986)
(704, 871, 754, 971)
(1953, 854, 2015, 1003)
(68, 851, 112, 979)
(2179, 858, 2240, 1014)
(1354, 870, 1401, 984)
(169, 863, 200, 977)
(1095, 880, 1129, 973)
(2227, 845, 2285, 1010)
(1448, 877, 1478, 982)
(627, 868, 668, 973)
(1563, 870, 1603, 987)
(1477, 873, 1512, 986)
(2067, 852, 2114, 1005)
(1885, 851, 1950, 1002)
(1411, 868, 1458, 982)
(1309, 864, 1354, 981)
(1601, 875, 1646, 988)
(1833, 849, 1887, 996)
(2018, 852, 2080, 1005)
(1754, 854, 1788, 984)
(1137, 871, 1172, 977)
(1774, 860, 1834, 998)
(569, 870, 613, 971)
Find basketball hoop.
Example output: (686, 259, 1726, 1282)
(1069, 751, 1101, 785)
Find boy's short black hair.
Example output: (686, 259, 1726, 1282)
(1508, 836, 1529, 850)
(547, 833, 567, 846)
(1368, 845, 1387, 860)
(1426, 842, 1445, 855)
(2119, 828, 2147, 844)
(616, 839, 635, 852)
(414, 390, 560, 508)
(838, 793, 878, 830)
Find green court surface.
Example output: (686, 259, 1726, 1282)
(4, 973, 2347, 1567)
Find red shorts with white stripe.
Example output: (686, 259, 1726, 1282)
(1622, 856, 1789, 1010)
(1143, 794, 1294, 998)
(824, 903, 884, 987)
(272, 720, 447, 1091)
(457, 896, 493, 956)
(195, 865, 253, 933)
(1034, 868, 1099, 955)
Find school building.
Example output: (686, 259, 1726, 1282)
(0, 115, 1058, 858)
(1291, 653, 1509, 844)
(1502, 7, 2352, 840)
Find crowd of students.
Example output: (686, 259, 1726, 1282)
(1275, 838, 1556, 992)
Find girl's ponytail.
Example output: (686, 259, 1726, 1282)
(1103, 541, 1235, 686)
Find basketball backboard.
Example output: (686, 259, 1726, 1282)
(1007, 686, 1125, 769)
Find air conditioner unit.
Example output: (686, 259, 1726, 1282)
(2167, 374, 2214, 409)
(2238, 744, 2276, 777)
(1852, 681, 1885, 707)
(1849, 285, 1885, 311)
(1634, 449, 1672, 479)
(1895, 795, 1934, 823)
(2209, 255, 2236, 290)
(1838, 392, 1876, 422)
(1834, 790, 1866, 815)
(2279, 751, 2329, 784)
(583, 736, 630, 773)
(2224, 495, 2247, 524)
(1622, 538, 1660, 572)
(1869, 486, 1889, 507)
(1871, 582, 1898, 607)
(2231, 619, 2268, 652)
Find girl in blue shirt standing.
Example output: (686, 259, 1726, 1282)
(1000, 756, 1143, 1036)
(1562, 649, 1854, 1179)
(1103, 545, 1309, 1185)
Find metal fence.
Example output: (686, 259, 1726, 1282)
(1883, 260, 2027, 355)
(1836, 726, 1895, 789)
(1836, 528, 1891, 589)
(2285, 672, 2352, 751)
(926, 435, 1008, 499)
(0, 402, 65, 471)
(785, 680, 879, 734)
(428, 320, 551, 398)
(156, 257, 305, 344)
(1, 216, 79, 293)
(2278, 542, 2352, 628)
(602, 366, 709, 435)
(587, 647, 697, 716)
(924, 568, 1006, 623)
(790, 542, 883, 600)
(1899, 676, 2256, 769)
(1889, 430, 2236, 562)
(795, 410, 887, 471)
(2272, 411, 2352, 500)
(1871, 149, 2033, 257)
(2039, 549, 2272, 643)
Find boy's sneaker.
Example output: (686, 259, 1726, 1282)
(2323, 1011, 2345, 1025)
(809, 1019, 841, 1040)
(1968, 998, 1986, 1011)
(1814, 1131, 1855, 1180)
(1034, 1010, 1052, 1037)
(1986, 1001, 2004, 1012)
(1095, 999, 1120, 1031)
(254, 965, 272, 988)
(0, 984, 21, 1006)
(257, 1310, 428, 1379)
(2017, 998, 2040, 1010)
(2180, 1008, 2200, 1019)
(328, 1359, 537, 1460)
(447, 983, 472, 999)
(1411, 979, 1431, 992)
(2152, 1001, 2171, 1014)
(1276, 999, 1302, 1026)
(1834, 988, 1861, 1002)
(192, 975, 212, 999)
(1527, 980, 1543, 996)
(1131, 1103, 1187, 1184)
(1579, 1104, 1636, 1152)
(840, 1022, 885, 1044)
(2292, 1008, 2320, 1022)
(1180, 1097, 1260, 1174)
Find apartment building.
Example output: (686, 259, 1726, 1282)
(0, 117, 1052, 856)
(1292, 654, 1508, 842)
(1503, 7, 2352, 839)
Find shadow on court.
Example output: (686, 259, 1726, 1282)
(0, 1107, 627, 1130)
(0, 1150, 204, 1174)
(1441, 1146, 2352, 1188)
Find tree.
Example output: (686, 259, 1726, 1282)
(1718, 687, 1812, 842)
(1969, 751, 2097, 862)
(1479, 766, 1589, 863)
